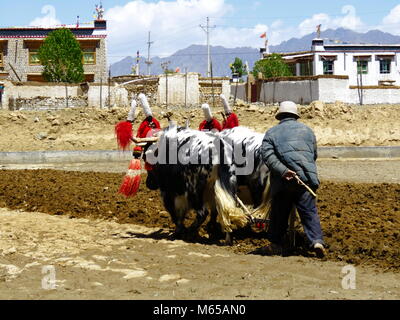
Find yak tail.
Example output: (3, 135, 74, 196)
(214, 165, 249, 233)
(252, 175, 272, 221)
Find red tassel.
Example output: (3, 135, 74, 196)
(118, 159, 142, 197)
(115, 121, 133, 150)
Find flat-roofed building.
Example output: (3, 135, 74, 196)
(263, 38, 400, 87)
(0, 19, 107, 83)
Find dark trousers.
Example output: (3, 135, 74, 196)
(266, 184, 324, 248)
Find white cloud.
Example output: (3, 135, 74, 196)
(104, 2, 400, 63)
(378, 4, 400, 35)
(298, 5, 364, 36)
(30, 5, 61, 27)
(105, 0, 231, 61)
(382, 5, 400, 25)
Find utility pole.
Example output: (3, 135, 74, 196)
(200, 17, 215, 77)
(184, 67, 188, 108)
(145, 31, 154, 75)
(161, 61, 171, 108)
(136, 50, 140, 76)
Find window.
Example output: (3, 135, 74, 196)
(0, 52, 3, 67)
(323, 60, 334, 75)
(357, 60, 368, 74)
(299, 61, 312, 76)
(82, 48, 96, 65)
(287, 63, 296, 76)
(380, 59, 391, 74)
(29, 50, 41, 65)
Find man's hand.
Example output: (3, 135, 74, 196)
(282, 169, 297, 181)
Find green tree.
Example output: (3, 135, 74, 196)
(230, 57, 247, 78)
(252, 53, 292, 78)
(38, 28, 84, 83)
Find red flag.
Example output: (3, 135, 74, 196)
(175, 67, 180, 73)
(260, 32, 266, 39)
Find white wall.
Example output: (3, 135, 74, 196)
(317, 77, 349, 102)
(346, 88, 400, 104)
(87, 85, 112, 108)
(258, 76, 400, 104)
(158, 73, 199, 106)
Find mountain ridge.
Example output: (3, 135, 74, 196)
(110, 28, 400, 77)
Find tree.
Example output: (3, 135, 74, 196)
(230, 57, 247, 78)
(38, 28, 84, 83)
(252, 53, 292, 78)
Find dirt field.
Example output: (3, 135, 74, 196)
(0, 101, 399, 152)
(0, 102, 399, 300)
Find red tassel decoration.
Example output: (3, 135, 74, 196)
(115, 121, 133, 150)
(118, 159, 142, 197)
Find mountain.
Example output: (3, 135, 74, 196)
(270, 28, 400, 52)
(110, 28, 400, 77)
(110, 45, 260, 78)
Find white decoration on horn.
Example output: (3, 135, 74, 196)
(202, 103, 212, 121)
(220, 94, 231, 114)
(127, 99, 137, 121)
(138, 93, 152, 117)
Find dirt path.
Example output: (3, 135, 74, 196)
(1, 102, 400, 152)
(2, 158, 400, 183)
(0, 208, 398, 300)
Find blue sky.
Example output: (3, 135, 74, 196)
(2, 0, 400, 62)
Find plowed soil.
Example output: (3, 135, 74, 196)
(0, 169, 398, 271)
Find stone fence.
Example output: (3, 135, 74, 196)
(0, 73, 230, 110)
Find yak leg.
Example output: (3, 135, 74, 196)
(205, 209, 225, 240)
(187, 208, 209, 236)
(225, 232, 233, 246)
(162, 193, 187, 239)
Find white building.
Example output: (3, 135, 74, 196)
(270, 38, 400, 87)
(256, 38, 400, 104)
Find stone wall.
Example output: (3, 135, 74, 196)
(199, 77, 230, 105)
(14, 97, 87, 110)
(0, 75, 233, 111)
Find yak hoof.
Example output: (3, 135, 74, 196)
(224, 232, 233, 246)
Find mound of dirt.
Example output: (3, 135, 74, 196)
(0, 169, 398, 271)
(0, 101, 399, 151)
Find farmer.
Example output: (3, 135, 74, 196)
(220, 94, 239, 130)
(199, 103, 222, 132)
(133, 93, 161, 158)
(260, 101, 325, 257)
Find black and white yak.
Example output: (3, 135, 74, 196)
(144, 124, 271, 243)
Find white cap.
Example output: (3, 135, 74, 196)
(220, 94, 231, 113)
(276, 101, 299, 120)
(138, 93, 152, 117)
(202, 103, 212, 121)
(127, 99, 137, 121)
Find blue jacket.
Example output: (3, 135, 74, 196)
(261, 117, 320, 192)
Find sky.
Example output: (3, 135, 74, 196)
(2, 0, 400, 63)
